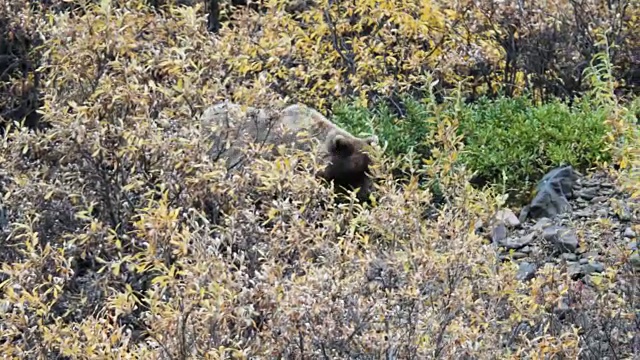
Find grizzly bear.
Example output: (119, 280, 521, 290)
(200, 101, 378, 201)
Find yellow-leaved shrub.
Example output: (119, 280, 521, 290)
(0, 0, 637, 359)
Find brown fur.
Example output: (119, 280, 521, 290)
(200, 101, 378, 200)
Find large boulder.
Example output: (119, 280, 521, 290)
(519, 165, 580, 222)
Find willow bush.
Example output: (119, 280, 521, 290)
(215, 0, 639, 111)
(0, 0, 638, 359)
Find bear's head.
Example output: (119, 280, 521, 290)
(317, 133, 378, 202)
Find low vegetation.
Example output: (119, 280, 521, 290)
(332, 93, 618, 199)
(0, 0, 638, 358)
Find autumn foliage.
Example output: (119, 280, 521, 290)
(0, 0, 638, 358)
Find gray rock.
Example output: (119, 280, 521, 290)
(519, 166, 579, 222)
(495, 209, 521, 228)
(499, 232, 536, 250)
(624, 227, 636, 238)
(599, 188, 615, 196)
(560, 253, 578, 261)
(582, 179, 599, 188)
(542, 226, 560, 241)
(543, 226, 579, 253)
(601, 182, 614, 188)
(516, 262, 537, 281)
(578, 187, 598, 200)
(579, 258, 589, 264)
(531, 218, 553, 232)
(520, 246, 532, 253)
(557, 231, 580, 253)
(596, 208, 609, 218)
(530, 246, 543, 255)
(568, 263, 583, 278)
(583, 262, 605, 274)
(491, 222, 508, 243)
(590, 196, 608, 203)
(573, 209, 594, 218)
(518, 207, 529, 224)
(628, 242, 638, 251)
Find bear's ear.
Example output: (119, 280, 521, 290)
(329, 134, 354, 156)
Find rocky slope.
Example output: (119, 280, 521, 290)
(479, 166, 640, 283)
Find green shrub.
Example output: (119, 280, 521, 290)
(331, 95, 436, 161)
(458, 95, 612, 191)
(330, 94, 613, 196)
(331, 96, 448, 204)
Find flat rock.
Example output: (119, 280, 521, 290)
(568, 263, 583, 278)
(623, 227, 636, 238)
(574, 201, 588, 210)
(542, 226, 559, 241)
(543, 226, 579, 253)
(499, 232, 536, 250)
(573, 209, 594, 218)
(582, 262, 605, 274)
(531, 218, 553, 232)
(630, 253, 640, 269)
(582, 179, 600, 188)
(578, 187, 598, 200)
(556, 231, 579, 253)
(599, 188, 615, 196)
(495, 209, 521, 228)
(516, 262, 537, 281)
(560, 253, 578, 261)
(590, 196, 609, 203)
